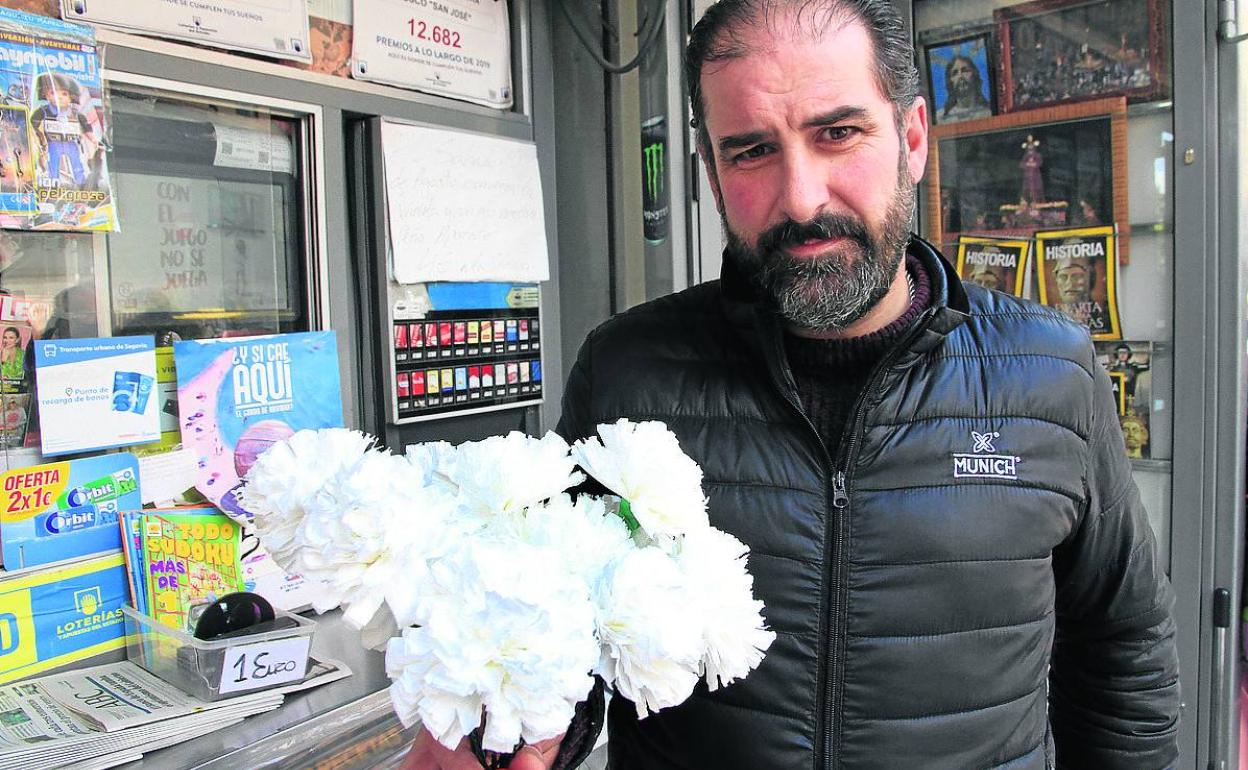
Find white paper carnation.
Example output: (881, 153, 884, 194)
(242, 428, 378, 558)
(571, 420, 708, 540)
(441, 431, 584, 518)
(386, 540, 599, 753)
(593, 546, 704, 717)
(674, 527, 776, 689)
(483, 494, 634, 587)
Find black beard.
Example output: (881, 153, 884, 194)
(724, 165, 915, 331)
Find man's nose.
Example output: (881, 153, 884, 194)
(777, 153, 832, 224)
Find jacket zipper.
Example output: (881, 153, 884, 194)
(818, 308, 939, 770)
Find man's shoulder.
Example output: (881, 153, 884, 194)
(586, 280, 727, 348)
(954, 284, 1096, 369)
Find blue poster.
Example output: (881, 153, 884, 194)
(174, 332, 343, 522)
(33, 336, 160, 457)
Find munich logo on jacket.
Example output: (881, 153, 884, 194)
(952, 430, 1020, 480)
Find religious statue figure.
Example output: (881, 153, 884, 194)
(1019, 134, 1044, 204)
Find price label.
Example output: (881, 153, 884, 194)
(218, 635, 311, 694)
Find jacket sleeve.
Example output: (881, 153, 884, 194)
(1048, 364, 1180, 769)
(555, 330, 597, 444)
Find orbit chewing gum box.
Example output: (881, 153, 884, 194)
(0, 453, 141, 569)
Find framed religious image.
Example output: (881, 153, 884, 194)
(1094, 340, 1153, 459)
(923, 33, 996, 125)
(955, 235, 1031, 298)
(1034, 225, 1122, 341)
(926, 97, 1129, 261)
(994, 0, 1170, 113)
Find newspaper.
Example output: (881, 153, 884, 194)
(0, 656, 349, 768)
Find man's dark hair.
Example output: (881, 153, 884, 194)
(686, 0, 920, 156)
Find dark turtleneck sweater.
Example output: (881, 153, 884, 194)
(783, 254, 933, 455)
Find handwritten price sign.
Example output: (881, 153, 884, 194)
(218, 635, 311, 694)
(352, 0, 513, 109)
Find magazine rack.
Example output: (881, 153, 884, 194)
(122, 605, 317, 701)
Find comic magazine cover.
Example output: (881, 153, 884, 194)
(1035, 225, 1122, 341)
(955, 235, 1031, 298)
(1095, 340, 1153, 460)
(174, 332, 344, 523)
(0, 7, 115, 231)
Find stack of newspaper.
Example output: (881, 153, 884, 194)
(0, 657, 349, 770)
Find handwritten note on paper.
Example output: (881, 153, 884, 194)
(380, 120, 551, 284)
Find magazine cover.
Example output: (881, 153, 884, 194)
(141, 508, 244, 632)
(955, 235, 1031, 297)
(0, 7, 115, 231)
(174, 331, 343, 522)
(1034, 225, 1122, 340)
(0, 452, 140, 569)
(1096, 340, 1153, 460)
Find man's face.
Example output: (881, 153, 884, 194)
(699, 19, 928, 331)
(969, 269, 999, 290)
(948, 59, 976, 96)
(1122, 418, 1148, 451)
(1054, 262, 1091, 303)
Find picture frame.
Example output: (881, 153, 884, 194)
(1034, 224, 1122, 341)
(925, 97, 1130, 262)
(994, 0, 1169, 113)
(923, 32, 996, 125)
(954, 235, 1031, 298)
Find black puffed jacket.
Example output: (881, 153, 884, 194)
(556, 237, 1179, 770)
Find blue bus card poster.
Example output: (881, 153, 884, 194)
(0, 452, 140, 569)
(0, 7, 116, 231)
(174, 331, 344, 523)
(33, 336, 160, 457)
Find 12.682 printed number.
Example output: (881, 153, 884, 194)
(407, 18, 463, 48)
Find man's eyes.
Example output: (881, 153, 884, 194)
(821, 126, 860, 142)
(728, 126, 861, 164)
(732, 145, 771, 162)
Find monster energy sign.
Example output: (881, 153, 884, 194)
(641, 116, 670, 244)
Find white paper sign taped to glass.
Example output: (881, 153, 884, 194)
(0, 8, 116, 232)
(381, 120, 549, 283)
(351, 0, 512, 109)
(60, 0, 312, 63)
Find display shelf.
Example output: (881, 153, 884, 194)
(117, 608, 401, 769)
(1131, 458, 1172, 473)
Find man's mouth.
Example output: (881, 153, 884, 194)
(783, 235, 849, 259)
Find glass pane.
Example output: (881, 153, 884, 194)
(105, 86, 309, 342)
(913, 0, 1174, 557)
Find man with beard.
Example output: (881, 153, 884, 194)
(402, 2, 1178, 769)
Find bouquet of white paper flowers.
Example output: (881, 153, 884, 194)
(240, 419, 774, 766)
